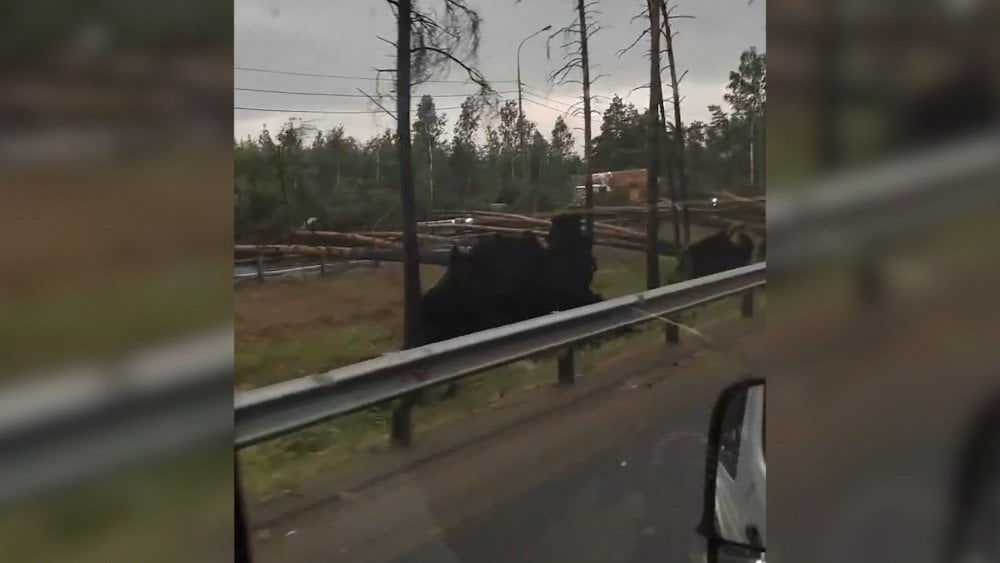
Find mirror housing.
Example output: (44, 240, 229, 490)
(698, 378, 766, 563)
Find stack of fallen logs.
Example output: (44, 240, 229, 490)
(416, 210, 677, 254)
(233, 200, 762, 265)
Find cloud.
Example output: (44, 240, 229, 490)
(234, 0, 764, 143)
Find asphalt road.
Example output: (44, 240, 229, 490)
(250, 316, 764, 563)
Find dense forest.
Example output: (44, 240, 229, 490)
(234, 48, 764, 241)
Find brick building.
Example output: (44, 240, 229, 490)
(572, 168, 649, 205)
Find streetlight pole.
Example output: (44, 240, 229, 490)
(517, 24, 551, 211)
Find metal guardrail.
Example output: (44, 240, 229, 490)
(233, 260, 381, 281)
(769, 130, 1000, 265)
(0, 327, 233, 507)
(234, 263, 765, 448)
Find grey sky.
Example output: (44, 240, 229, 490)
(234, 0, 764, 149)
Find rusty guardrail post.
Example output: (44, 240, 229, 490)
(391, 393, 419, 447)
(255, 255, 265, 282)
(666, 320, 680, 343)
(741, 289, 755, 318)
(558, 348, 575, 385)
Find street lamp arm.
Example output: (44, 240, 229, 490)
(518, 25, 553, 60)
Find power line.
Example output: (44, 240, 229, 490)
(523, 91, 579, 112)
(522, 87, 577, 109)
(522, 96, 573, 115)
(235, 87, 518, 98)
(526, 88, 612, 111)
(235, 65, 518, 84)
(235, 105, 465, 115)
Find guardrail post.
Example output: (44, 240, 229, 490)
(741, 289, 755, 318)
(391, 393, 419, 447)
(557, 348, 575, 385)
(255, 255, 264, 283)
(319, 258, 325, 276)
(235, 460, 252, 563)
(665, 318, 680, 344)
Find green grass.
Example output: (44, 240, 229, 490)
(0, 263, 230, 379)
(236, 323, 396, 390)
(0, 446, 232, 563)
(592, 246, 678, 296)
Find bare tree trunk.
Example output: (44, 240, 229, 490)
(661, 1, 691, 246)
(748, 117, 755, 189)
(427, 140, 434, 208)
(578, 0, 595, 237)
(396, 0, 423, 350)
(646, 0, 663, 290)
(275, 145, 292, 234)
(658, 98, 682, 251)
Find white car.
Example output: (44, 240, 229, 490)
(700, 380, 766, 562)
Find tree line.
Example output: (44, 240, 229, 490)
(234, 48, 764, 242)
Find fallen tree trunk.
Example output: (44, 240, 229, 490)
(534, 207, 763, 235)
(234, 244, 451, 266)
(427, 212, 650, 243)
(416, 223, 678, 255)
(294, 230, 461, 246)
(431, 209, 550, 228)
(419, 221, 640, 244)
(290, 230, 394, 247)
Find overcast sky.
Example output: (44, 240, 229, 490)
(234, 0, 764, 149)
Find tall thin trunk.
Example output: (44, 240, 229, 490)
(661, 1, 690, 245)
(396, 0, 422, 350)
(427, 140, 434, 208)
(577, 0, 595, 236)
(657, 93, 682, 252)
(645, 0, 663, 290)
(276, 145, 292, 233)
(757, 114, 765, 191)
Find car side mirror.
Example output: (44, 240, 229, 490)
(698, 379, 766, 563)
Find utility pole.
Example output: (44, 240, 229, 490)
(518, 24, 551, 211)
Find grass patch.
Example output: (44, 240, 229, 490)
(0, 446, 232, 563)
(592, 246, 678, 296)
(236, 323, 395, 389)
(0, 262, 230, 378)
